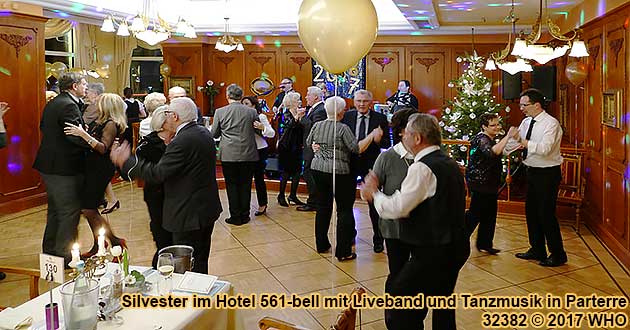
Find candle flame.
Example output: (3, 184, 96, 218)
(99, 227, 105, 236)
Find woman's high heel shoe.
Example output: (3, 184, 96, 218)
(287, 196, 305, 206)
(277, 196, 288, 207)
(255, 205, 267, 216)
(101, 200, 120, 214)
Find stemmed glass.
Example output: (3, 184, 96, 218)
(157, 253, 174, 295)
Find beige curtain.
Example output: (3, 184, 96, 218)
(114, 35, 137, 89)
(74, 23, 98, 69)
(45, 19, 74, 39)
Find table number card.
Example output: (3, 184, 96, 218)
(39, 253, 64, 284)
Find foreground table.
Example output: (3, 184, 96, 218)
(9, 264, 244, 330)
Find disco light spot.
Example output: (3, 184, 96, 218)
(212, 32, 221, 36)
(7, 162, 22, 175)
(274, 40, 281, 48)
(10, 135, 20, 143)
(245, 35, 253, 42)
(71, 3, 84, 12)
(25, 54, 31, 62)
(0, 67, 11, 76)
(410, 31, 423, 36)
(589, 96, 594, 105)
(256, 39, 265, 48)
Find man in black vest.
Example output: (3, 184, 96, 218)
(361, 113, 470, 330)
(33, 72, 89, 266)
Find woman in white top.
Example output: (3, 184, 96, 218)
(242, 96, 275, 215)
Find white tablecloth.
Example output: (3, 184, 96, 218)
(8, 264, 244, 330)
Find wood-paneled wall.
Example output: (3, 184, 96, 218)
(161, 39, 526, 126)
(0, 12, 47, 215)
(562, 3, 630, 268)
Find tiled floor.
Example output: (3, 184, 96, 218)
(1, 183, 628, 329)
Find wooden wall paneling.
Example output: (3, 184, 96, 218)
(603, 163, 629, 247)
(585, 31, 603, 152)
(281, 47, 312, 99)
(0, 13, 47, 214)
(162, 43, 206, 111)
(408, 48, 447, 112)
(603, 19, 627, 164)
(366, 46, 405, 104)
(244, 49, 278, 100)
(210, 49, 245, 108)
(584, 157, 604, 225)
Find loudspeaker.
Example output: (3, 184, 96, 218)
(531, 65, 556, 101)
(502, 71, 522, 100)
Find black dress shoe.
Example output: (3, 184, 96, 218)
(373, 242, 384, 253)
(539, 255, 567, 267)
(225, 217, 243, 226)
(296, 205, 316, 212)
(287, 196, 305, 206)
(515, 250, 547, 261)
(337, 253, 357, 262)
(241, 217, 251, 224)
(254, 205, 267, 216)
(277, 196, 289, 207)
(478, 247, 501, 255)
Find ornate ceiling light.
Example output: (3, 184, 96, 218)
(511, 0, 588, 64)
(484, 1, 532, 75)
(100, 0, 196, 45)
(215, 17, 244, 53)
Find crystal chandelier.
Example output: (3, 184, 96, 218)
(485, 0, 588, 74)
(100, 0, 196, 45)
(215, 17, 244, 53)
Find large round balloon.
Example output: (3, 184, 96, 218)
(565, 61, 587, 86)
(298, 0, 378, 74)
(50, 62, 67, 79)
(159, 63, 171, 77)
(45, 62, 52, 79)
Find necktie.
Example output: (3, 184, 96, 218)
(358, 115, 367, 141)
(523, 118, 536, 159)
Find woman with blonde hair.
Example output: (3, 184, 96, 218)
(65, 93, 128, 257)
(276, 91, 306, 207)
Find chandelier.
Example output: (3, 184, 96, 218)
(215, 17, 244, 53)
(485, 0, 588, 74)
(100, 0, 196, 45)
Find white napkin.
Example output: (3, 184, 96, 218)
(0, 307, 32, 329)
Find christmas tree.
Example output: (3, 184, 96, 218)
(440, 51, 506, 160)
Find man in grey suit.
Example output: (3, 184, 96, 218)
(212, 84, 259, 225)
(298, 86, 327, 212)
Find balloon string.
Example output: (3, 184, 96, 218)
(330, 76, 338, 310)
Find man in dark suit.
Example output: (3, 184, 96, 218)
(111, 97, 222, 274)
(33, 72, 89, 265)
(298, 86, 327, 212)
(342, 89, 390, 253)
(361, 114, 469, 329)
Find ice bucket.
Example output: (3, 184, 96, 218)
(158, 245, 194, 274)
(60, 278, 99, 330)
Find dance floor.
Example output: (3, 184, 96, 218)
(1, 183, 628, 329)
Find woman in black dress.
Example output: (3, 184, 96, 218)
(64, 93, 128, 256)
(136, 106, 174, 267)
(276, 92, 306, 207)
(465, 113, 517, 255)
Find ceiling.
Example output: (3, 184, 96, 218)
(20, 0, 584, 36)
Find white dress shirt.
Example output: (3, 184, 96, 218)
(506, 111, 563, 168)
(139, 116, 151, 138)
(371, 145, 439, 219)
(255, 113, 275, 149)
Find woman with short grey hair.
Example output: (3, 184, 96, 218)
(83, 83, 105, 124)
(136, 104, 174, 267)
(307, 96, 377, 261)
(139, 92, 167, 137)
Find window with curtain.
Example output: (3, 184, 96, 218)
(130, 47, 164, 96)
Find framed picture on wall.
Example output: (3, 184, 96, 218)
(169, 76, 195, 100)
(601, 89, 622, 128)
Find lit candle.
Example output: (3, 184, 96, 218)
(71, 242, 80, 264)
(97, 228, 106, 255)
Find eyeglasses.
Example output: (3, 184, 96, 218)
(519, 103, 533, 108)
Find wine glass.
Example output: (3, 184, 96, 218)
(157, 253, 174, 295)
